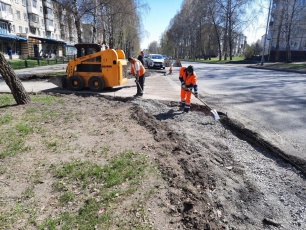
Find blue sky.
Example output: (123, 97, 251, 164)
(140, 0, 267, 49)
(140, 0, 183, 49)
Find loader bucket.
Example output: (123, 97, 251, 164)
(48, 76, 66, 88)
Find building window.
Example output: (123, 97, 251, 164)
(25, 27, 28, 33)
(24, 13, 27, 21)
(46, 19, 53, 26)
(17, 10, 21, 20)
(0, 2, 12, 13)
(0, 21, 9, 34)
(45, 7, 53, 15)
(30, 14, 39, 23)
(11, 25, 15, 32)
(22, 0, 26, 6)
(19, 26, 22, 33)
(30, 27, 36, 34)
(15, 0, 19, 4)
(37, 29, 40, 36)
(33, 0, 37, 8)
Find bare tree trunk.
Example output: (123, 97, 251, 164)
(91, 0, 97, 43)
(228, 0, 233, 60)
(208, 4, 222, 61)
(0, 53, 30, 104)
(222, 2, 229, 61)
(275, 6, 284, 62)
(275, 23, 282, 61)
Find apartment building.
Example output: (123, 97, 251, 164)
(267, 0, 306, 60)
(0, 0, 78, 59)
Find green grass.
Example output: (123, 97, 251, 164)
(0, 93, 158, 229)
(8, 59, 64, 70)
(184, 56, 245, 63)
(0, 94, 15, 106)
(44, 151, 151, 229)
(15, 123, 34, 136)
(0, 204, 27, 229)
(0, 114, 13, 125)
(51, 151, 146, 188)
(22, 186, 35, 199)
(30, 94, 62, 104)
(59, 192, 74, 205)
(0, 124, 32, 158)
(0, 94, 62, 159)
(0, 94, 61, 107)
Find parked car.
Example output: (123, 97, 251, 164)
(162, 54, 170, 60)
(146, 54, 165, 69)
(143, 54, 149, 66)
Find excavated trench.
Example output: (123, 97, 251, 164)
(125, 97, 306, 177)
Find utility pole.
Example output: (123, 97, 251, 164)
(261, 0, 273, 66)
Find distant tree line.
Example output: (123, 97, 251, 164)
(155, 0, 260, 60)
(54, 0, 148, 58)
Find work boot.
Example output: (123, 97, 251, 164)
(179, 101, 185, 111)
(134, 93, 143, 97)
(184, 107, 190, 113)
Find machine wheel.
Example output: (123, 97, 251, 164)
(68, 75, 85, 91)
(88, 76, 105, 91)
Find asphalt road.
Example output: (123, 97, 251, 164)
(177, 61, 306, 169)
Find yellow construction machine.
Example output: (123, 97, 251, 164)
(62, 43, 128, 91)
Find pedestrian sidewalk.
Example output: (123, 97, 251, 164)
(13, 64, 67, 77)
(0, 65, 181, 103)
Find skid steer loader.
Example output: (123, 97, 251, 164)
(62, 43, 128, 91)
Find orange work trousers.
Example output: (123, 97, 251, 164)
(180, 88, 192, 105)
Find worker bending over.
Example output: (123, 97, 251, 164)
(179, 65, 198, 113)
(128, 57, 146, 97)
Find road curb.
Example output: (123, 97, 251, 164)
(247, 65, 306, 74)
(221, 116, 306, 176)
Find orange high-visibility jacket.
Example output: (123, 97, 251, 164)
(179, 67, 197, 88)
(130, 59, 146, 76)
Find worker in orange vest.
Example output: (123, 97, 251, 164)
(128, 57, 146, 97)
(179, 65, 198, 113)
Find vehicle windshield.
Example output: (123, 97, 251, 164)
(151, 55, 163, 59)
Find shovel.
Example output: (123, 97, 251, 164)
(192, 92, 220, 120)
(134, 76, 143, 93)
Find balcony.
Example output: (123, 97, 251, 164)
(29, 21, 40, 28)
(46, 25, 54, 32)
(43, 0, 53, 9)
(27, 5, 39, 14)
(45, 13, 54, 20)
(0, 11, 13, 22)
